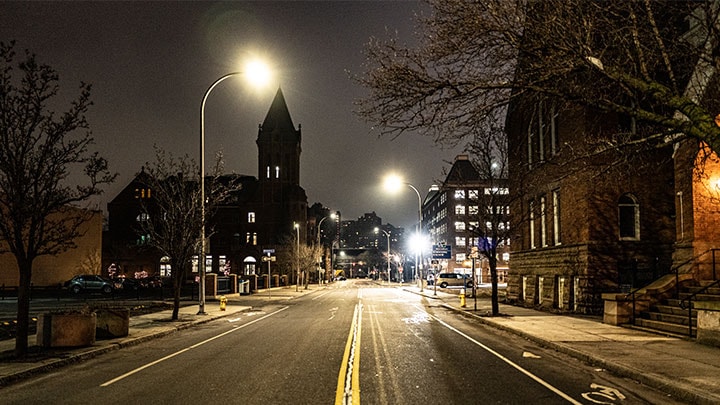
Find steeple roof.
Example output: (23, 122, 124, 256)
(261, 87, 297, 134)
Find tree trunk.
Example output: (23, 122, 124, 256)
(489, 256, 499, 316)
(15, 260, 32, 358)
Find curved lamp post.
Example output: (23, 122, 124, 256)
(198, 63, 271, 315)
(383, 175, 424, 292)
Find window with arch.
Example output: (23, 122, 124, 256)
(618, 194, 640, 240)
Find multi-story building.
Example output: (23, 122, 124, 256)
(104, 88, 308, 279)
(423, 155, 510, 284)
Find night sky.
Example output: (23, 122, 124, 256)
(0, 1, 464, 229)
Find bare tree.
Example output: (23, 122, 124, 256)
(137, 147, 237, 320)
(465, 119, 512, 316)
(0, 42, 116, 357)
(356, 0, 720, 154)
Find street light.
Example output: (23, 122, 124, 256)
(198, 61, 271, 315)
(316, 212, 337, 285)
(383, 174, 424, 291)
(294, 222, 300, 292)
(374, 227, 391, 285)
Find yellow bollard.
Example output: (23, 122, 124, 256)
(459, 290, 466, 308)
(219, 295, 227, 311)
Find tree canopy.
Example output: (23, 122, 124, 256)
(357, 0, 719, 153)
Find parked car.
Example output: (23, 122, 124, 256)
(436, 273, 473, 289)
(64, 275, 115, 294)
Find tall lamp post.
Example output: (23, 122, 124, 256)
(375, 227, 391, 285)
(198, 62, 271, 315)
(316, 212, 336, 285)
(294, 222, 300, 292)
(384, 175, 424, 292)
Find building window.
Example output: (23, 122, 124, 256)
(454, 190, 465, 199)
(455, 205, 466, 215)
(160, 256, 171, 277)
(134, 188, 151, 199)
(456, 253, 466, 262)
(529, 200, 536, 249)
(275, 166, 280, 179)
(455, 236, 466, 246)
(469, 205, 479, 215)
(540, 196, 547, 247)
(485, 187, 509, 195)
(136, 213, 150, 222)
(252, 232, 257, 245)
(469, 189, 479, 200)
(455, 221, 466, 231)
(619, 194, 640, 240)
(552, 189, 561, 245)
(266, 166, 270, 179)
(248, 212, 256, 223)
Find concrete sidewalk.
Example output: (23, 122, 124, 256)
(406, 285, 720, 405)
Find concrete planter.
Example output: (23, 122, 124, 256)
(37, 312, 96, 348)
(95, 308, 130, 339)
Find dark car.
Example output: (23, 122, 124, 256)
(64, 275, 115, 294)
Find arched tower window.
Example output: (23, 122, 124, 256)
(618, 194, 640, 240)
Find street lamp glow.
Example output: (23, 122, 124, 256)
(383, 174, 404, 193)
(244, 59, 272, 88)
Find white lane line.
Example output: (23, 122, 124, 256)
(418, 305, 583, 405)
(100, 306, 289, 387)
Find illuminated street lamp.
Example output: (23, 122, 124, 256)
(383, 174, 424, 291)
(198, 61, 271, 315)
(294, 222, 300, 292)
(374, 227, 391, 285)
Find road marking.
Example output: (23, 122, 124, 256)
(522, 351, 542, 359)
(100, 306, 289, 387)
(335, 302, 362, 405)
(581, 383, 626, 404)
(312, 291, 330, 301)
(423, 305, 582, 405)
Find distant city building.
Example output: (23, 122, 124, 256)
(422, 155, 510, 284)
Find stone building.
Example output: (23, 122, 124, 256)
(104, 87, 308, 279)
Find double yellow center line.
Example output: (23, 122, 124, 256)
(335, 301, 363, 405)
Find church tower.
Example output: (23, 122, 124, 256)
(257, 87, 301, 185)
(256, 87, 307, 245)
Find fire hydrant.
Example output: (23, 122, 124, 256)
(459, 289, 466, 308)
(219, 295, 227, 311)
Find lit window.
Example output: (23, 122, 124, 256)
(248, 212, 256, 223)
(275, 166, 280, 179)
(455, 221, 466, 231)
(456, 253, 466, 262)
(469, 205, 479, 215)
(455, 236, 466, 246)
(455, 190, 465, 199)
(455, 205, 466, 215)
(469, 189, 479, 200)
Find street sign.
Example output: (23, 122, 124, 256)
(432, 244, 452, 259)
(261, 256, 276, 262)
(263, 249, 275, 255)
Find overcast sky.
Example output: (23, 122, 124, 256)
(0, 1, 465, 229)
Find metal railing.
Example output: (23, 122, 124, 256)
(679, 278, 720, 337)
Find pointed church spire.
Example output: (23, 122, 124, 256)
(261, 87, 297, 134)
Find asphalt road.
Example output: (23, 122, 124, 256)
(0, 280, 683, 404)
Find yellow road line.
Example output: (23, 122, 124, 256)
(335, 302, 362, 405)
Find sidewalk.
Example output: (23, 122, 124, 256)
(406, 285, 720, 405)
